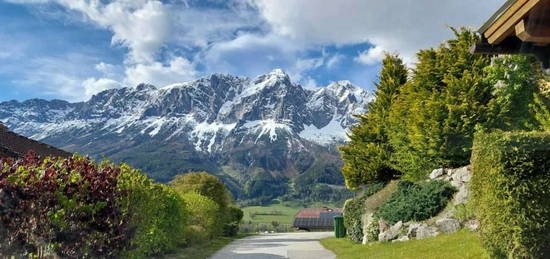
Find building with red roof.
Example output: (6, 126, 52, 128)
(293, 207, 342, 231)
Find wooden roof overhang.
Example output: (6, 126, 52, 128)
(472, 0, 550, 68)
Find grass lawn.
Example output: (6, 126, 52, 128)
(163, 234, 253, 259)
(242, 204, 300, 225)
(321, 230, 489, 259)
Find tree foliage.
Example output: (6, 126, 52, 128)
(483, 55, 542, 131)
(340, 53, 407, 189)
(181, 192, 221, 239)
(170, 172, 230, 209)
(342, 28, 550, 184)
(387, 29, 493, 180)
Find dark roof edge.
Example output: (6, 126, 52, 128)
(479, 0, 518, 34)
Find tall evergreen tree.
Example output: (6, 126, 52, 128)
(387, 28, 493, 180)
(340, 54, 407, 190)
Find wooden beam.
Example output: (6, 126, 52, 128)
(487, 0, 543, 44)
(515, 19, 550, 44)
(484, 0, 529, 38)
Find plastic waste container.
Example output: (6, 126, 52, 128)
(334, 215, 346, 238)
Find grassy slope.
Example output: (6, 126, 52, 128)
(321, 230, 488, 259)
(162, 234, 253, 259)
(242, 204, 300, 225)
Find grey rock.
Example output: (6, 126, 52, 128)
(429, 168, 446, 179)
(464, 219, 480, 232)
(451, 166, 471, 183)
(378, 221, 403, 242)
(406, 222, 423, 238)
(436, 218, 461, 234)
(453, 185, 470, 205)
(416, 225, 439, 240)
(378, 219, 390, 233)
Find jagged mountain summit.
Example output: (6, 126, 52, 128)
(0, 69, 371, 202)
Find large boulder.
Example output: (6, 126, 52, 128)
(378, 221, 403, 242)
(430, 165, 472, 205)
(436, 218, 460, 234)
(429, 168, 446, 179)
(416, 224, 439, 240)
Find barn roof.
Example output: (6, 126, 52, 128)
(293, 208, 342, 229)
(0, 123, 71, 159)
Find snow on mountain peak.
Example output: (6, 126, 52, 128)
(0, 70, 371, 153)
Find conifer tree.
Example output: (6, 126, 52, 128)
(387, 29, 492, 180)
(340, 53, 407, 190)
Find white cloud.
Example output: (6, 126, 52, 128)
(82, 78, 122, 96)
(326, 54, 343, 69)
(94, 62, 117, 75)
(124, 57, 197, 87)
(251, 0, 503, 62)
(355, 46, 384, 66)
(52, 0, 171, 64)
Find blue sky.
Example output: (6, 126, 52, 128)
(0, 0, 503, 102)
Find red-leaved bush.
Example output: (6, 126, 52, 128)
(0, 152, 131, 258)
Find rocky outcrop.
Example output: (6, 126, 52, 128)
(436, 218, 461, 234)
(362, 165, 476, 245)
(407, 222, 439, 240)
(378, 220, 403, 242)
(429, 166, 471, 205)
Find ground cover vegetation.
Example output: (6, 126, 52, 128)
(321, 230, 488, 259)
(0, 152, 243, 258)
(340, 27, 550, 257)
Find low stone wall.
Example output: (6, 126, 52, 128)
(363, 165, 479, 244)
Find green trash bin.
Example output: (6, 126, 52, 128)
(334, 215, 346, 238)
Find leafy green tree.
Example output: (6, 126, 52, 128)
(170, 172, 230, 209)
(340, 53, 407, 189)
(484, 55, 542, 131)
(387, 28, 492, 180)
(181, 192, 220, 238)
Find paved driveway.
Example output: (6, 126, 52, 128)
(210, 232, 336, 259)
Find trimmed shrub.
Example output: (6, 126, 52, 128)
(343, 183, 385, 242)
(375, 180, 455, 224)
(471, 131, 550, 258)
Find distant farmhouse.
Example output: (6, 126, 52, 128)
(0, 123, 71, 159)
(293, 207, 342, 231)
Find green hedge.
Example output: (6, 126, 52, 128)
(117, 165, 188, 258)
(0, 154, 189, 258)
(375, 180, 455, 224)
(471, 131, 550, 258)
(343, 183, 385, 243)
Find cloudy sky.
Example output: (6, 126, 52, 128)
(0, 0, 503, 102)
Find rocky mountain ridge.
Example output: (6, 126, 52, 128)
(0, 69, 371, 202)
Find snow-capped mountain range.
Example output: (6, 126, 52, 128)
(0, 69, 370, 200)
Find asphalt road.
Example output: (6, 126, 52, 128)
(210, 232, 336, 259)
